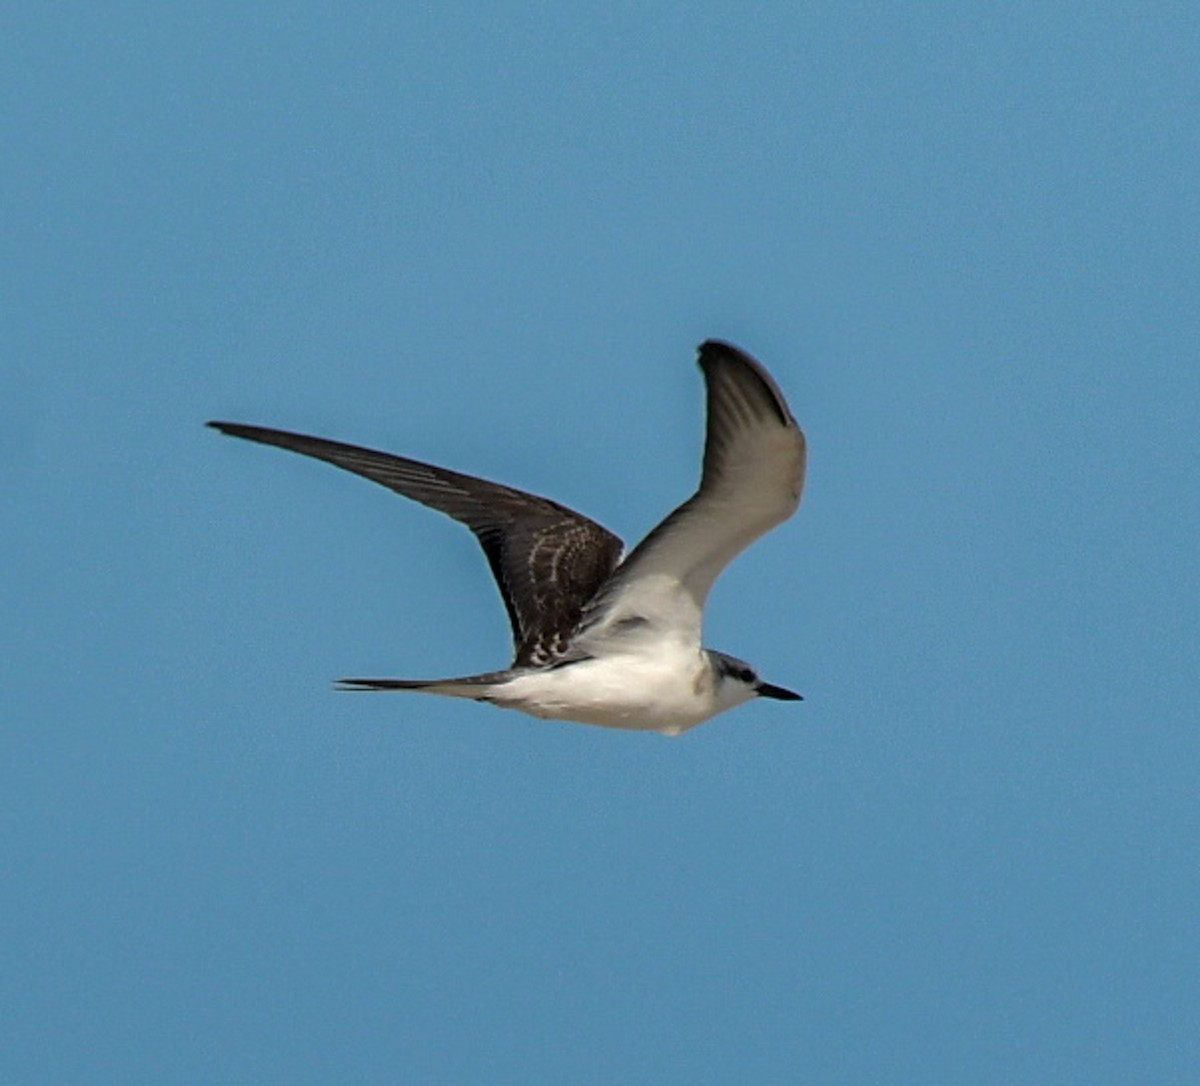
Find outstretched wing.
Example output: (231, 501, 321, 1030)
(208, 422, 624, 666)
(580, 339, 805, 646)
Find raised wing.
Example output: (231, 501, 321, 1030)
(207, 422, 624, 666)
(580, 340, 805, 645)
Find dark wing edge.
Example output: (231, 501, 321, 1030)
(207, 421, 623, 665)
(579, 340, 805, 625)
(696, 339, 799, 482)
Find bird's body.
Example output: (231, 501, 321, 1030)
(404, 639, 749, 737)
(210, 340, 806, 735)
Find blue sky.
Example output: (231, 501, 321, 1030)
(4, 4, 1198, 1082)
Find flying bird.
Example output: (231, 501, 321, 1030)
(209, 339, 806, 735)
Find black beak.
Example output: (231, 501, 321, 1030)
(756, 681, 803, 701)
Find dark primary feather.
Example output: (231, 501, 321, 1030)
(207, 421, 624, 666)
(697, 338, 797, 479)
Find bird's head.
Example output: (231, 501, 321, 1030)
(710, 651, 803, 709)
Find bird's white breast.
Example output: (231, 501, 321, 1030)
(492, 644, 722, 735)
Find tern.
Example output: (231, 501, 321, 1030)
(209, 339, 806, 735)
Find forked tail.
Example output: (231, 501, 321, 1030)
(335, 671, 514, 699)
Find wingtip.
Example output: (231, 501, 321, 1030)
(696, 339, 773, 382)
(207, 420, 274, 442)
(696, 339, 746, 366)
(696, 339, 796, 429)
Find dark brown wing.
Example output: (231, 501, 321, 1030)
(208, 422, 624, 666)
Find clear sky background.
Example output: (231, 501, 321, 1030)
(4, 5, 1198, 1083)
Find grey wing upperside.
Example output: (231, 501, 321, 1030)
(207, 422, 624, 666)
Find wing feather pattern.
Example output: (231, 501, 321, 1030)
(207, 422, 623, 666)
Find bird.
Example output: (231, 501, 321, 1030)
(209, 339, 806, 736)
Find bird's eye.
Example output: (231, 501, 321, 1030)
(738, 667, 755, 683)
